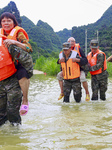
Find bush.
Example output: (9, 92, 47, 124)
(34, 55, 46, 71)
(107, 62, 112, 77)
(42, 58, 60, 76)
(34, 56, 60, 76)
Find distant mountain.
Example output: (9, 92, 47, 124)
(94, 5, 112, 28)
(72, 5, 112, 51)
(36, 20, 62, 51)
(21, 16, 35, 33)
(22, 18, 62, 52)
(56, 28, 72, 44)
(0, 1, 112, 58)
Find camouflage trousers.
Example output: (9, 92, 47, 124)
(8, 45, 33, 78)
(0, 74, 22, 126)
(63, 78, 82, 103)
(91, 72, 108, 100)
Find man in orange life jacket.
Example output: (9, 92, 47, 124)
(85, 39, 108, 100)
(57, 37, 90, 101)
(59, 42, 82, 103)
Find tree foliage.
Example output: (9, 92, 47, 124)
(56, 28, 72, 44)
(21, 17, 62, 52)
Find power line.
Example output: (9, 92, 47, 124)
(81, 0, 112, 8)
(97, 0, 112, 6)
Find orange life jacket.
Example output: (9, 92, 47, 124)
(87, 49, 107, 75)
(0, 26, 29, 81)
(73, 43, 81, 56)
(0, 34, 17, 81)
(0, 26, 29, 41)
(59, 50, 80, 79)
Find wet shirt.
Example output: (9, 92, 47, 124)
(58, 51, 82, 65)
(107, 55, 112, 62)
(63, 51, 82, 65)
(72, 47, 88, 66)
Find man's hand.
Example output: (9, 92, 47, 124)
(59, 57, 65, 63)
(3, 39, 16, 48)
(72, 58, 80, 62)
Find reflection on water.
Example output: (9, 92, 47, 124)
(1, 75, 112, 150)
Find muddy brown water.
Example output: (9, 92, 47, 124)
(0, 74, 112, 150)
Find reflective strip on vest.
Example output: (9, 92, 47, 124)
(73, 43, 81, 56)
(0, 26, 29, 41)
(0, 38, 2, 46)
(10, 28, 16, 36)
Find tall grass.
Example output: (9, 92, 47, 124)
(34, 56, 60, 76)
(34, 56, 46, 71)
(107, 62, 112, 77)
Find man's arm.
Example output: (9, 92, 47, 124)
(73, 52, 88, 66)
(81, 53, 105, 72)
(72, 53, 82, 66)
(57, 59, 60, 64)
(79, 48, 88, 65)
(90, 53, 105, 71)
(57, 58, 65, 64)
(107, 55, 112, 62)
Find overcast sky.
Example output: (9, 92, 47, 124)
(1, 0, 112, 32)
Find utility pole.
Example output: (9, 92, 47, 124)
(85, 29, 87, 56)
(38, 52, 39, 59)
(97, 30, 99, 41)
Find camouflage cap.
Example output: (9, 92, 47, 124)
(90, 39, 99, 48)
(62, 42, 71, 50)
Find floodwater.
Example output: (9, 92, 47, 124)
(1, 74, 112, 150)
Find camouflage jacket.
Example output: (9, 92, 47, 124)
(82, 53, 108, 79)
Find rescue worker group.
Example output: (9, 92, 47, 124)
(57, 37, 109, 103)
